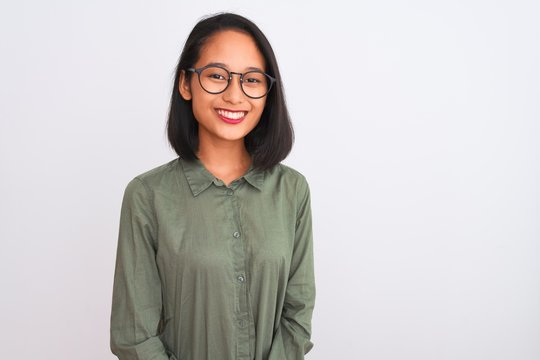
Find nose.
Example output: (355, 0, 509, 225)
(222, 72, 244, 104)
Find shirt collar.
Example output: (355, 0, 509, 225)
(179, 157, 264, 196)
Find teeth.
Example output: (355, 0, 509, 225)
(217, 109, 246, 120)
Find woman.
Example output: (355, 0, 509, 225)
(110, 13, 316, 360)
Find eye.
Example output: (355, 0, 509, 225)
(243, 72, 267, 88)
(200, 67, 229, 82)
(245, 77, 261, 83)
(208, 73, 226, 80)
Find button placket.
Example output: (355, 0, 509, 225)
(238, 319, 247, 328)
(226, 185, 252, 358)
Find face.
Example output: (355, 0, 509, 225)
(179, 30, 267, 148)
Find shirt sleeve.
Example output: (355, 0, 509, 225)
(268, 177, 316, 359)
(110, 177, 171, 360)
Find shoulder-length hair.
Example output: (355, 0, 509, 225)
(166, 13, 294, 171)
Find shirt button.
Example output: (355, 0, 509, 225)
(237, 275, 245, 283)
(233, 231, 240, 238)
(226, 189, 233, 196)
(238, 319, 246, 328)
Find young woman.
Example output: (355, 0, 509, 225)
(110, 13, 316, 360)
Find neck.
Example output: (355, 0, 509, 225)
(196, 134, 252, 172)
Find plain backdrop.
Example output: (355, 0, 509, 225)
(1, 0, 539, 359)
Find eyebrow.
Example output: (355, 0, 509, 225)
(205, 62, 264, 72)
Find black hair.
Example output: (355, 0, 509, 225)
(166, 12, 294, 171)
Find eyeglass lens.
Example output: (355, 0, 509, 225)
(197, 66, 270, 98)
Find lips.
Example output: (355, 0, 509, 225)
(216, 108, 247, 124)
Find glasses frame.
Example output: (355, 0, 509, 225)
(186, 65, 276, 99)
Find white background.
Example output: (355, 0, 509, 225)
(1, 0, 539, 359)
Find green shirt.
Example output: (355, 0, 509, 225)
(110, 157, 316, 360)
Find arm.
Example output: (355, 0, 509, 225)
(268, 178, 316, 359)
(110, 177, 170, 360)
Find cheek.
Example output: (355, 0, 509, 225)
(190, 94, 215, 123)
(252, 100, 267, 118)
(246, 103, 266, 132)
(248, 104, 265, 128)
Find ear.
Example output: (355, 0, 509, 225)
(178, 70, 192, 101)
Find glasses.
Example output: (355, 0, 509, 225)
(187, 65, 276, 99)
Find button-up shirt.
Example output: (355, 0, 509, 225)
(110, 157, 316, 360)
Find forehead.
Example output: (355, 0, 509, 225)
(197, 30, 266, 71)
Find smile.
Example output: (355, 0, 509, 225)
(216, 108, 247, 124)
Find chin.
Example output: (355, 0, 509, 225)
(219, 131, 251, 142)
